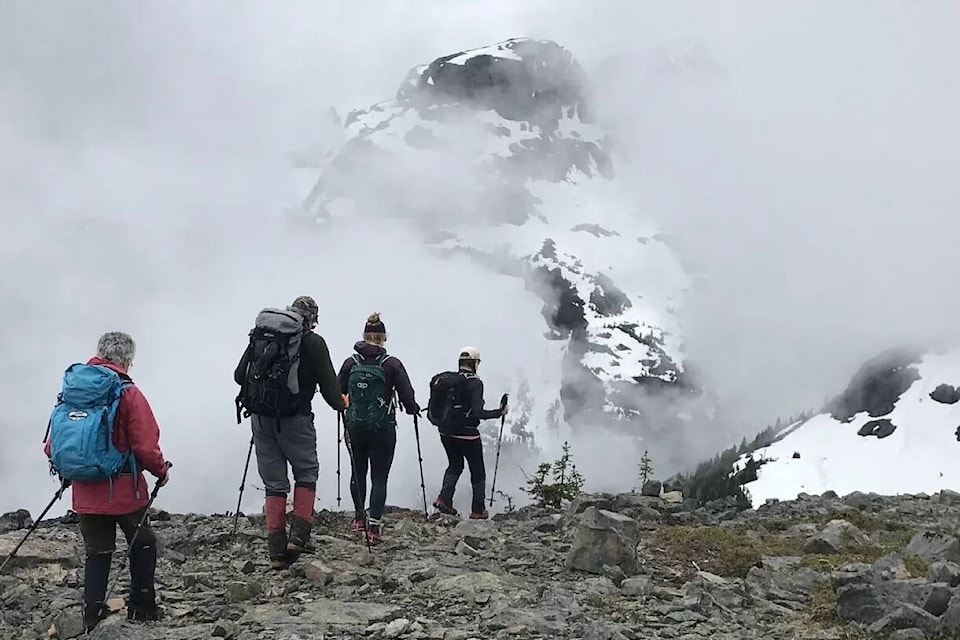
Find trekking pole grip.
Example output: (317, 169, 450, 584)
(152, 462, 173, 498)
(500, 394, 508, 410)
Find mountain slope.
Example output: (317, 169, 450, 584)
(736, 346, 960, 506)
(293, 38, 717, 457)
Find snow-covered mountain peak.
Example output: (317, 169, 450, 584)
(394, 38, 589, 124)
(736, 346, 960, 506)
(294, 37, 724, 466)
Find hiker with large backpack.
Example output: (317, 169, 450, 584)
(42, 331, 170, 633)
(336, 312, 420, 544)
(234, 296, 345, 569)
(427, 346, 508, 520)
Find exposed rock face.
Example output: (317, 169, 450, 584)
(930, 384, 960, 405)
(7, 490, 960, 638)
(858, 418, 897, 439)
(827, 347, 921, 422)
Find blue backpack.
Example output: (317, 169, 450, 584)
(47, 363, 136, 483)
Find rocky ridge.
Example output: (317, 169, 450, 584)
(6, 489, 960, 639)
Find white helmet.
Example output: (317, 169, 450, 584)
(458, 346, 481, 362)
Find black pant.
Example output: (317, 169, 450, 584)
(346, 425, 397, 521)
(438, 435, 486, 513)
(78, 509, 158, 620)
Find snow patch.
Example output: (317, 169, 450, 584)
(739, 348, 960, 505)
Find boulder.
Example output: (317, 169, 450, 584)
(565, 507, 641, 576)
(904, 531, 960, 564)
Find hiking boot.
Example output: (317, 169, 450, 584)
(83, 602, 107, 634)
(469, 510, 489, 520)
(267, 531, 289, 570)
(127, 605, 164, 623)
(286, 515, 314, 559)
(366, 519, 384, 545)
(432, 498, 458, 516)
(350, 517, 367, 532)
(128, 542, 159, 620)
(82, 552, 111, 632)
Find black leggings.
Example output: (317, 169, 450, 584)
(346, 425, 397, 521)
(438, 435, 486, 513)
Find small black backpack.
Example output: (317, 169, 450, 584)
(427, 371, 469, 429)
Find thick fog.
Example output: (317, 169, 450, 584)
(1, 1, 958, 516)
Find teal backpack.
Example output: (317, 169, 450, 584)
(345, 354, 395, 431)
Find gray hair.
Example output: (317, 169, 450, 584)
(96, 331, 136, 369)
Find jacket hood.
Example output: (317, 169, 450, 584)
(353, 341, 387, 359)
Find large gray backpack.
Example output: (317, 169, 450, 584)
(235, 308, 304, 421)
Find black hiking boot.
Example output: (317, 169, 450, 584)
(82, 553, 111, 632)
(127, 542, 161, 622)
(267, 530, 290, 570)
(286, 515, 314, 560)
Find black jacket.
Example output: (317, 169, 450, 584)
(441, 369, 502, 437)
(337, 341, 419, 418)
(235, 331, 345, 415)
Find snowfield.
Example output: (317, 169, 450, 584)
(737, 347, 960, 506)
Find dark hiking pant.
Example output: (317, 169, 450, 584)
(79, 509, 158, 621)
(346, 424, 397, 522)
(438, 435, 486, 513)
(252, 413, 319, 497)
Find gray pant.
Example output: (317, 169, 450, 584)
(252, 413, 319, 495)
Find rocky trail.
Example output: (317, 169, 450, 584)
(5, 489, 960, 639)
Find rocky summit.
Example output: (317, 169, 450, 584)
(6, 490, 960, 639)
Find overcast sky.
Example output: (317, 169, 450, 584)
(1, 1, 958, 516)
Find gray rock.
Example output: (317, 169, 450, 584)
(867, 603, 940, 636)
(641, 480, 661, 497)
(928, 560, 960, 586)
(565, 507, 641, 576)
(621, 576, 652, 596)
(53, 608, 84, 640)
(226, 581, 262, 602)
(601, 563, 627, 587)
(0, 533, 81, 570)
(836, 583, 886, 624)
(384, 617, 411, 638)
(802, 519, 870, 555)
(0, 510, 33, 535)
(904, 530, 960, 563)
(941, 594, 960, 633)
(760, 556, 802, 571)
(923, 583, 953, 616)
(887, 629, 927, 640)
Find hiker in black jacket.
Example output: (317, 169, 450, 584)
(234, 296, 345, 569)
(337, 312, 420, 544)
(431, 346, 507, 520)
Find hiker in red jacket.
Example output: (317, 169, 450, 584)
(43, 332, 169, 632)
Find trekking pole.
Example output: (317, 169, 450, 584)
(412, 413, 429, 521)
(489, 393, 509, 507)
(231, 436, 254, 541)
(340, 412, 372, 554)
(336, 412, 342, 508)
(0, 479, 70, 574)
(100, 462, 172, 619)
